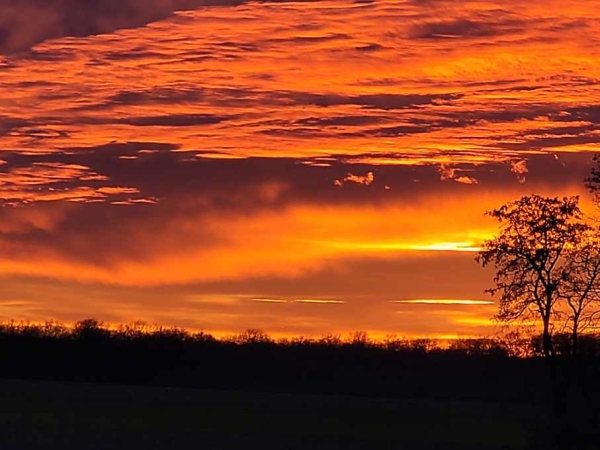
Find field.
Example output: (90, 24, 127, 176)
(0, 379, 538, 449)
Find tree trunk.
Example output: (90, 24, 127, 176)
(542, 317, 554, 358)
(571, 315, 579, 360)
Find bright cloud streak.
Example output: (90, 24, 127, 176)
(394, 299, 495, 306)
(294, 299, 346, 305)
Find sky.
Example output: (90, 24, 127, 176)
(0, 0, 599, 338)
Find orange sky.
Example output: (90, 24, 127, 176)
(1, 0, 599, 338)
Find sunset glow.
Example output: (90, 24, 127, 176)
(1, 0, 599, 337)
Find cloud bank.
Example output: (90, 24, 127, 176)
(0, 0, 243, 53)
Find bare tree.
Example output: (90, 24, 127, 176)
(560, 231, 600, 358)
(585, 154, 600, 207)
(476, 195, 588, 358)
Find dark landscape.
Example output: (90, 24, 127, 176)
(0, 379, 536, 450)
(0, 320, 599, 449)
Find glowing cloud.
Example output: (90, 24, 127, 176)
(251, 298, 289, 304)
(438, 166, 479, 185)
(393, 299, 495, 306)
(294, 299, 346, 305)
(335, 172, 375, 187)
(510, 160, 529, 184)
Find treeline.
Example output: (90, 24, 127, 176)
(1, 319, 600, 405)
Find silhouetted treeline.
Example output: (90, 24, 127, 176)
(1, 319, 600, 406)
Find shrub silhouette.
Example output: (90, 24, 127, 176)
(73, 318, 110, 341)
(234, 328, 272, 345)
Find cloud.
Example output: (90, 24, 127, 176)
(408, 19, 524, 40)
(335, 172, 375, 187)
(0, 162, 146, 205)
(510, 160, 529, 184)
(283, 92, 461, 110)
(454, 176, 479, 185)
(0, 0, 243, 54)
(438, 165, 478, 185)
(116, 113, 233, 127)
(294, 299, 345, 304)
(251, 298, 289, 304)
(0, 116, 32, 137)
(0, 147, 582, 213)
(294, 115, 389, 127)
(3, 0, 597, 165)
(101, 88, 206, 108)
(393, 299, 494, 306)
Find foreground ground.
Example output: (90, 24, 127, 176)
(0, 378, 537, 449)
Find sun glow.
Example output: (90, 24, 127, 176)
(406, 242, 483, 252)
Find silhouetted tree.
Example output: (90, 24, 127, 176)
(476, 195, 588, 358)
(73, 318, 110, 341)
(560, 232, 600, 358)
(234, 328, 271, 345)
(585, 154, 600, 206)
(318, 333, 343, 347)
(494, 329, 534, 358)
(347, 330, 370, 347)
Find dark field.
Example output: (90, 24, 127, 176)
(0, 379, 537, 450)
(2, 323, 599, 449)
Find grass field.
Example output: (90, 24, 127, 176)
(0, 379, 538, 449)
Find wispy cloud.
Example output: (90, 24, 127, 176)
(251, 298, 289, 304)
(393, 299, 494, 306)
(294, 299, 346, 305)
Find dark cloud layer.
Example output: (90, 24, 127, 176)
(0, 0, 239, 53)
(0, 142, 591, 209)
(0, 145, 589, 283)
(409, 18, 525, 40)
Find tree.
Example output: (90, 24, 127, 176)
(560, 229, 600, 357)
(73, 318, 110, 341)
(585, 154, 600, 206)
(234, 328, 272, 345)
(476, 195, 588, 358)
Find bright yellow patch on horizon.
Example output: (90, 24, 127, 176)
(328, 241, 484, 253)
(407, 242, 482, 252)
